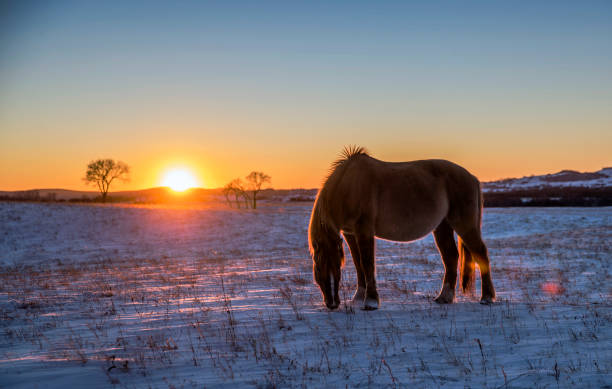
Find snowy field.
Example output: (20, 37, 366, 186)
(1, 202, 611, 388)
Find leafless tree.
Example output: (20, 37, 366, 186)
(83, 159, 130, 203)
(223, 178, 249, 208)
(223, 172, 271, 209)
(245, 171, 271, 209)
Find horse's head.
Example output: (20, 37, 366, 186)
(311, 233, 344, 310)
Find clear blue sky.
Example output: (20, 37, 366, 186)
(1, 1, 611, 189)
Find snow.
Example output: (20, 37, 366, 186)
(484, 167, 612, 192)
(1, 202, 611, 388)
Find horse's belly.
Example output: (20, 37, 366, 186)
(374, 198, 448, 242)
(375, 218, 440, 242)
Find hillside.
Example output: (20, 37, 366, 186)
(0, 187, 223, 203)
(484, 167, 612, 192)
(482, 167, 612, 206)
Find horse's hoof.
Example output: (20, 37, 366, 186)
(351, 288, 366, 305)
(434, 295, 454, 304)
(361, 297, 379, 311)
(479, 296, 495, 305)
(434, 283, 455, 304)
(326, 302, 340, 310)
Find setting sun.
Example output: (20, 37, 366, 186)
(160, 169, 199, 191)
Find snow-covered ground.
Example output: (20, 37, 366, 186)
(0, 202, 611, 388)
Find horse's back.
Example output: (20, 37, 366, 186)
(337, 156, 480, 242)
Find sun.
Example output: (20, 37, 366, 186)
(161, 168, 199, 192)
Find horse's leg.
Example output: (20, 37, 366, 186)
(343, 233, 366, 305)
(356, 233, 379, 310)
(433, 219, 458, 304)
(458, 229, 496, 304)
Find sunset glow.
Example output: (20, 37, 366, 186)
(0, 2, 610, 192)
(160, 169, 199, 192)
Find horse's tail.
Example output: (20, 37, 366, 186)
(459, 183, 481, 294)
(458, 237, 475, 294)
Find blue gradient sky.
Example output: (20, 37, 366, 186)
(1, 1, 611, 189)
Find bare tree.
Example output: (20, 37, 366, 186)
(223, 172, 271, 209)
(245, 171, 271, 209)
(223, 178, 249, 208)
(83, 159, 130, 203)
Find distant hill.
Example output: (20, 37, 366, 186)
(0, 187, 224, 203)
(0, 186, 318, 205)
(483, 167, 612, 206)
(484, 167, 612, 192)
(1, 167, 610, 206)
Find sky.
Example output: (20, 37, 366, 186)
(1, 1, 611, 190)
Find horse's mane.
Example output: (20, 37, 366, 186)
(330, 145, 369, 172)
(309, 146, 368, 257)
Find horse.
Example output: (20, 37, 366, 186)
(309, 146, 495, 310)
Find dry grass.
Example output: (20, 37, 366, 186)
(0, 208, 610, 387)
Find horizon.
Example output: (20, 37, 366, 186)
(2, 163, 610, 193)
(1, 2, 611, 191)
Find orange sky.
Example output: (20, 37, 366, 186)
(1, 114, 610, 191)
(1, 2, 611, 191)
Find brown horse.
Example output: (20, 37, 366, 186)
(309, 147, 495, 310)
